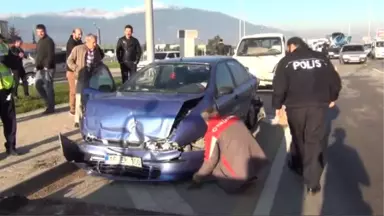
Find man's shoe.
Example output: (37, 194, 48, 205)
(287, 160, 303, 176)
(43, 109, 55, 115)
(74, 123, 80, 128)
(307, 185, 321, 195)
(6, 149, 20, 156)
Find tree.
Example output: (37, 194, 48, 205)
(8, 26, 20, 41)
(206, 35, 222, 55)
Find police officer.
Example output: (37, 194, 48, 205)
(0, 34, 19, 156)
(216, 39, 226, 55)
(116, 25, 142, 83)
(272, 37, 341, 195)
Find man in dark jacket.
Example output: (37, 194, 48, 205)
(116, 25, 142, 83)
(272, 37, 342, 195)
(216, 39, 226, 55)
(9, 37, 29, 98)
(191, 106, 268, 193)
(34, 24, 56, 114)
(66, 28, 83, 115)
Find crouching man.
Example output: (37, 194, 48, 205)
(191, 106, 268, 193)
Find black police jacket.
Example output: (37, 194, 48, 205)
(272, 48, 342, 109)
(116, 36, 142, 64)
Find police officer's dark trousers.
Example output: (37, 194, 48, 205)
(119, 61, 137, 83)
(286, 106, 328, 188)
(0, 89, 16, 152)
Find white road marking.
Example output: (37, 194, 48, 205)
(373, 68, 384, 73)
(252, 126, 292, 215)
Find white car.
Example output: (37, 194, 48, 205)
(137, 51, 180, 70)
(233, 33, 286, 88)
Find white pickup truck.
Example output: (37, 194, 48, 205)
(233, 33, 286, 88)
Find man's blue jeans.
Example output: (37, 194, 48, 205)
(35, 69, 55, 111)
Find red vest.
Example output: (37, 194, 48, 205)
(203, 115, 240, 176)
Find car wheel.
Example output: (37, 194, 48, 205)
(25, 72, 36, 86)
(246, 98, 265, 129)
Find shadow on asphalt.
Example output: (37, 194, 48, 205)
(0, 129, 79, 169)
(270, 105, 372, 215)
(0, 120, 286, 215)
(15, 106, 70, 124)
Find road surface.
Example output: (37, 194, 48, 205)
(268, 59, 383, 215)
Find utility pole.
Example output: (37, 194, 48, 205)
(93, 22, 101, 45)
(144, 0, 155, 62)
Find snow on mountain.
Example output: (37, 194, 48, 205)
(0, 2, 179, 19)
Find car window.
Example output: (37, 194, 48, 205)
(215, 63, 235, 92)
(175, 53, 180, 58)
(226, 60, 250, 86)
(120, 63, 210, 94)
(89, 65, 115, 92)
(167, 53, 175, 58)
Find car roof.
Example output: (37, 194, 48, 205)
(241, 33, 284, 40)
(157, 56, 234, 64)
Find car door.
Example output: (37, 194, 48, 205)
(82, 64, 117, 106)
(214, 62, 239, 116)
(225, 59, 255, 119)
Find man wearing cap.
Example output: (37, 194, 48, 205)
(272, 37, 342, 195)
(0, 34, 19, 156)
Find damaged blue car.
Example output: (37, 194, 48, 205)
(59, 56, 265, 181)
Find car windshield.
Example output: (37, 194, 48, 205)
(237, 37, 282, 56)
(342, 45, 364, 52)
(376, 42, 384, 47)
(154, 53, 167, 59)
(119, 63, 211, 94)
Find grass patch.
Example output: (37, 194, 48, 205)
(15, 78, 122, 114)
(104, 61, 120, 69)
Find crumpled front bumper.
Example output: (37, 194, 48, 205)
(58, 134, 203, 181)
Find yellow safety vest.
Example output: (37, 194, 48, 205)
(0, 43, 14, 90)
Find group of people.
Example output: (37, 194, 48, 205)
(0, 24, 341, 196)
(0, 24, 143, 157)
(65, 25, 142, 128)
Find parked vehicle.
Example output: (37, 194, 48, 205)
(233, 33, 286, 88)
(59, 56, 265, 181)
(371, 40, 384, 59)
(137, 51, 180, 70)
(339, 44, 367, 64)
(23, 51, 67, 85)
(328, 47, 341, 59)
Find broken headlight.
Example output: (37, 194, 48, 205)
(145, 140, 179, 151)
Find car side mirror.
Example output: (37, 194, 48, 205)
(217, 86, 234, 96)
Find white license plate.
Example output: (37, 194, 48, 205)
(104, 155, 142, 168)
(350, 57, 359, 61)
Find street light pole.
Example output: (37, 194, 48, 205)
(145, 0, 155, 62)
(93, 22, 101, 45)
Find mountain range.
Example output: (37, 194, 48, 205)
(3, 6, 295, 46)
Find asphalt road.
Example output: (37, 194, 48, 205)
(270, 59, 384, 215)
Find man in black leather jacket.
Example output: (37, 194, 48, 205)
(116, 25, 142, 83)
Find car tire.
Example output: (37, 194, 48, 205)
(246, 98, 265, 129)
(25, 72, 36, 86)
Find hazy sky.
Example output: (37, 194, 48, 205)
(1, 0, 383, 31)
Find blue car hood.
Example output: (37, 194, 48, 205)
(82, 93, 203, 142)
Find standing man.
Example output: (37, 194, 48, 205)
(116, 25, 142, 83)
(9, 37, 29, 98)
(0, 34, 19, 156)
(272, 37, 342, 195)
(216, 39, 226, 55)
(34, 24, 56, 114)
(66, 28, 83, 116)
(66, 34, 103, 128)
